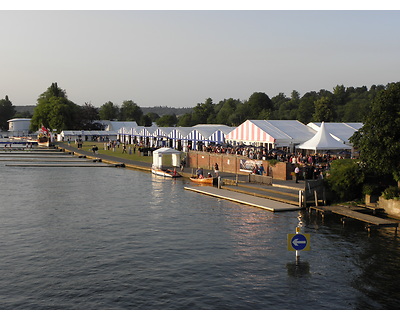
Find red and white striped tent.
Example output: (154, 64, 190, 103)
(225, 120, 316, 150)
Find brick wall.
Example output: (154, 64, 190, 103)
(186, 151, 293, 180)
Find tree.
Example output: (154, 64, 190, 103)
(99, 101, 119, 120)
(76, 103, 100, 130)
(191, 98, 214, 125)
(30, 83, 79, 132)
(139, 114, 152, 127)
(326, 159, 365, 201)
(297, 91, 318, 124)
(146, 112, 160, 123)
(271, 93, 290, 119)
(177, 113, 192, 127)
(119, 100, 142, 122)
(312, 96, 335, 122)
(215, 98, 239, 125)
(156, 114, 177, 127)
(332, 84, 348, 106)
(350, 82, 400, 183)
(247, 92, 273, 119)
(0, 95, 15, 130)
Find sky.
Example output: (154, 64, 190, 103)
(1, 2, 400, 108)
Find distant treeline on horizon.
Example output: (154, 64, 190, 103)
(9, 82, 398, 128)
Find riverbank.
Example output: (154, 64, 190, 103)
(55, 142, 307, 205)
(56, 142, 305, 186)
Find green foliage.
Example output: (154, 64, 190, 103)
(191, 98, 215, 125)
(176, 113, 192, 127)
(76, 103, 100, 130)
(312, 96, 335, 122)
(30, 83, 79, 132)
(146, 112, 160, 122)
(350, 82, 400, 181)
(326, 159, 365, 201)
(382, 186, 400, 200)
(99, 101, 119, 120)
(268, 159, 280, 166)
(247, 92, 273, 119)
(362, 183, 380, 196)
(139, 114, 153, 127)
(156, 114, 177, 127)
(119, 100, 142, 122)
(0, 95, 15, 130)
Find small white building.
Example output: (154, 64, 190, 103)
(7, 118, 32, 136)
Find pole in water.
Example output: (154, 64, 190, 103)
(295, 227, 300, 265)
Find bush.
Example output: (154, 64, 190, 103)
(382, 186, 400, 200)
(268, 159, 280, 166)
(326, 159, 365, 202)
(362, 183, 380, 196)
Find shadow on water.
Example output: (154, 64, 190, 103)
(286, 261, 310, 278)
(301, 208, 400, 309)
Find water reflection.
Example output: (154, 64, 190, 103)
(286, 261, 310, 277)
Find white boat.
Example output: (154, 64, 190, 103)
(151, 147, 182, 178)
(152, 166, 181, 178)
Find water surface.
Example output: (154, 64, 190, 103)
(0, 166, 399, 309)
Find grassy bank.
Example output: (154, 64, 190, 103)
(64, 142, 183, 166)
(72, 142, 153, 163)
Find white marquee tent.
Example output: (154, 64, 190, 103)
(307, 122, 362, 144)
(152, 147, 181, 169)
(297, 122, 352, 151)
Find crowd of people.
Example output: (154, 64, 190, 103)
(199, 144, 352, 181)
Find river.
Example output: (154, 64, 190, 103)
(0, 164, 399, 309)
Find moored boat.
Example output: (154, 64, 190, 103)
(190, 176, 214, 184)
(151, 147, 182, 178)
(152, 166, 182, 178)
(37, 126, 51, 147)
(37, 135, 50, 147)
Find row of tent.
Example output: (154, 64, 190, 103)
(59, 120, 361, 152)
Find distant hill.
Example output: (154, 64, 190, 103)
(14, 105, 193, 118)
(141, 106, 193, 117)
(15, 105, 36, 113)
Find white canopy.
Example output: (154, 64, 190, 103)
(152, 147, 181, 168)
(297, 122, 352, 151)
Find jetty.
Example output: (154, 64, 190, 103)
(5, 163, 123, 167)
(184, 185, 300, 212)
(0, 146, 124, 168)
(309, 205, 398, 234)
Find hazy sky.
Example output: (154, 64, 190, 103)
(1, 8, 400, 108)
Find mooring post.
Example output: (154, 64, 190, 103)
(298, 190, 303, 207)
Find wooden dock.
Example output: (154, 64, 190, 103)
(5, 163, 124, 168)
(184, 186, 300, 212)
(309, 205, 399, 233)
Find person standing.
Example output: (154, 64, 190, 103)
(214, 163, 219, 177)
(294, 166, 300, 183)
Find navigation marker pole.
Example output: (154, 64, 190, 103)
(295, 227, 301, 265)
(287, 228, 310, 265)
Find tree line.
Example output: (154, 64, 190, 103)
(175, 84, 388, 128)
(0, 82, 394, 132)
